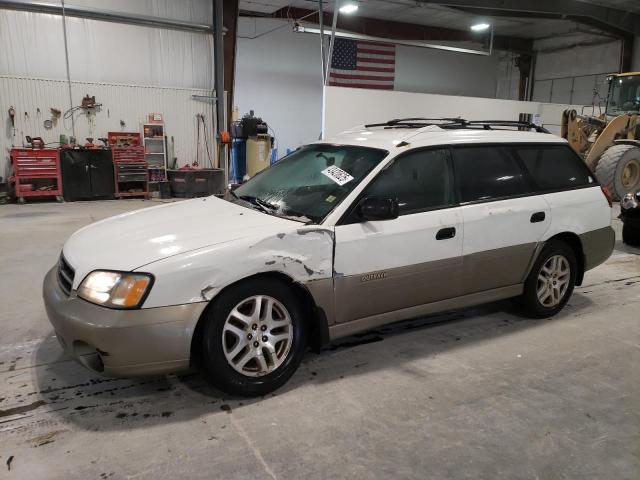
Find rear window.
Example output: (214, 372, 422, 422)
(513, 145, 595, 191)
(452, 146, 530, 203)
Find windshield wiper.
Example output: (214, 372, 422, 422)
(236, 194, 313, 223)
(238, 195, 279, 214)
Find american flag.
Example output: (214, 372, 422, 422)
(328, 38, 395, 90)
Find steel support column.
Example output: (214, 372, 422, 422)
(213, 0, 225, 134)
(621, 35, 634, 73)
(213, 0, 225, 177)
(223, 0, 239, 131)
(515, 54, 533, 101)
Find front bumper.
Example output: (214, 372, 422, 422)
(42, 266, 207, 377)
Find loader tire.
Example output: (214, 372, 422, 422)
(595, 144, 640, 201)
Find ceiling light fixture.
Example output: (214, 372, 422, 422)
(470, 23, 491, 32)
(339, 3, 359, 14)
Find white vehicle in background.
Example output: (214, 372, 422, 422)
(43, 118, 615, 396)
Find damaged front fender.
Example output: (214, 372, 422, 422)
(140, 225, 335, 308)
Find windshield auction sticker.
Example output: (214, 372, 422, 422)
(321, 165, 354, 186)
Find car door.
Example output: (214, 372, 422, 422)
(451, 145, 551, 294)
(333, 147, 464, 324)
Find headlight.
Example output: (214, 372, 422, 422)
(621, 192, 639, 210)
(77, 271, 153, 309)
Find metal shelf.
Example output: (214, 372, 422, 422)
(143, 122, 167, 182)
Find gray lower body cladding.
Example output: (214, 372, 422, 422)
(330, 243, 535, 328)
(322, 228, 615, 340)
(580, 226, 615, 271)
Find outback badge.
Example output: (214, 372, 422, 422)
(361, 272, 387, 282)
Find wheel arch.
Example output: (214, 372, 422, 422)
(544, 232, 586, 286)
(189, 271, 330, 367)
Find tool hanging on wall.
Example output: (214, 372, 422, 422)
(170, 136, 177, 169)
(63, 94, 102, 120)
(46, 108, 61, 129)
(195, 114, 201, 167)
(195, 113, 214, 168)
(81, 95, 96, 108)
(8, 106, 16, 146)
(25, 136, 45, 149)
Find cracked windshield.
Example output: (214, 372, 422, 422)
(232, 144, 388, 223)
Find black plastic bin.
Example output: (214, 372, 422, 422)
(157, 181, 172, 199)
(167, 169, 225, 198)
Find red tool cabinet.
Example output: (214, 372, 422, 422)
(112, 146, 149, 198)
(11, 148, 63, 203)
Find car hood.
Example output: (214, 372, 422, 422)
(63, 196, 301, 281)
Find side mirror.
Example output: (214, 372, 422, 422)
(358, 196, 399, 221)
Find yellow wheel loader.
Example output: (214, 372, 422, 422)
(561, 72, 640, 200)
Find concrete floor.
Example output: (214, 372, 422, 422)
(0, 199, 638, 480)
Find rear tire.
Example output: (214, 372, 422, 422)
(200, 278, 308, 397)
(520, 240, 577, 318)
(622, 223, 640, 247)
(595, 145, 640, 200)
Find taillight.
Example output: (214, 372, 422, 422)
(601, 186, 613, 208)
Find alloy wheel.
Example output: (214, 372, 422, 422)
(536, 255, 571, 307)
(222, 295, 293, 377)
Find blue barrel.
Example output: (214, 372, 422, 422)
(230, 138, 247, 184)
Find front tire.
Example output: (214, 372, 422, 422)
(520, 241, 577, 318)
(200, 278, 308, 396)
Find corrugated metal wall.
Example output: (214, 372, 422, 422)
(0, 9, 214, 89)
(1, 75, 217, 178)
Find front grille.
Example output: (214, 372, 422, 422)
(57, 255, 75, 296)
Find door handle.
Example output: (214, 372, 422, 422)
(530, 211, 546, 223)
(436, 227, 456, 240)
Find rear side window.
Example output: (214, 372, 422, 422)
(364, 148, 453, 215)
(452, 146, 530, 203)
(513, 145, 595, 191)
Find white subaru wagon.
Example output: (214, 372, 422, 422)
(43, 119, 615, 396)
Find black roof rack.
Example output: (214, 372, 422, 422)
(364, 118, 465, 129)
(363, 117, 550, 134)
(466, 120, 550, 133)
